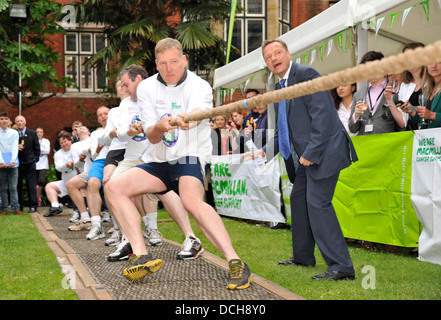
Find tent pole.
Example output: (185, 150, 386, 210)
(356, 24, 369, 92)
(266, 70, 276, 141)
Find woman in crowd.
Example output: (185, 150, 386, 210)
(229, 111, 246, 154)
(36, 127, 50, 206)
(53, 128, 66, 180)
(402, 60, 441, 129)
(387, 42, 425, 130)
(332, 84, 357, 136)
(211, 115, 232, 155)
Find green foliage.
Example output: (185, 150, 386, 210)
(76, 0, 238, 84)
(0, 0, 75, 111)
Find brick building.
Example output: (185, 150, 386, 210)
(1, 0, 335, 163)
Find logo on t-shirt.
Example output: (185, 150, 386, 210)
(161, 113, 179, 147)
(171, 102, 181, 110)
(131, 116, 147, 142)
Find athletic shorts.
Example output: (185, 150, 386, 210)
(87, 158, 105, 183)
(136, 156, 205, 194)
(111, 159, 143, 179)
(76, 171, 88, 183)
(112, 159, 159, 201)
(104, 149, 125, 167)
(52, 180, 69, 198)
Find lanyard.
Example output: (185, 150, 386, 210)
(257, 114, 267, 130)
(367, 87, 385, 112)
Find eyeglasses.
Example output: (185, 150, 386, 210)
(264, 50, 283, 62)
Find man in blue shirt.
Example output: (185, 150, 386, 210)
(0, 112, 22, 215)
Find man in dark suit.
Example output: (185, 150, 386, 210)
(260, 39, 357, 280)
(15, 115, 40, 213)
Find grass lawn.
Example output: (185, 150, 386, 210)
(0, 213, 78, 300)
(157, 209, 441, 300)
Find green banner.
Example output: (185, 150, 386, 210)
(333, 131, 419, 247)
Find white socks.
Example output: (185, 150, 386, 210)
(142, 212, 158, 230)
(91, 215, 101, 227)
(80, 211, 90, 221)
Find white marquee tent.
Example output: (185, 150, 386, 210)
(213, 0, 441, 93)
(212, 0, 441, 266)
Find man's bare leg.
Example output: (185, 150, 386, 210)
(85, 177, 105, 240)
(66, 177, 89, 223)
(45, 183, 60, 205)
(103, 164, 116, 186)
(66, 177, 88, 213)
(157, 191, 194, 238)
(105, 168, 166, 255)
(178, 176, 239, 262)
(43, 183, 63, 217)
(86, 177, 102, 219)
(135, 194, 161, 245)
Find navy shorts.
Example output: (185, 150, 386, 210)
(136, 156, 205, 194)
(105, 149, 125, 167)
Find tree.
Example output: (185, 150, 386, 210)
(76, 0, 240, 85)
(0, 0, 74, 111)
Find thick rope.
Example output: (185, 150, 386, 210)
(169, 40, 441, 126)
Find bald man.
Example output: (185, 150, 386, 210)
(15, 115, 40, 213)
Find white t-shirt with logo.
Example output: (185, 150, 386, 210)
(138, 71, 213, 165)
(99, 100, 128, 151)
(54, 148, 77, 183)
(116, 97, 151, 161)
(90, 128, 109, 161)
(71, 137, 93, 173)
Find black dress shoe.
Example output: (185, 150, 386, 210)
(278, 257, 314, 267)
(312, 270, 355, 281)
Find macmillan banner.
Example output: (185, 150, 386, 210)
(411, 128, 441, 265)
(333, 131, 420, 248)
(210, 154, 285, 223)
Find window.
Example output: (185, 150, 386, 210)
(64, 31, 107, 92)
(279, 0, 291, 35)
(225, 0, 266, 62)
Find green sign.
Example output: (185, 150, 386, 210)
(333, 131, 419, 247)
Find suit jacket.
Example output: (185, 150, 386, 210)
(250, 110, 268, 149)
(17, 128, 40, 165)
(264, 62, 357, 180)
(348, 89, 401, 135)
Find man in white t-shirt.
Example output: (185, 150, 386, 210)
(44, 132, 77, 217)
(83, 84, 129, 241)
(70, 126, 92, 174)
(66, 126, 91, 221)
(66, 106, 109, 230)
(105, 64, 204, 261)
(105, 39, 252, 289)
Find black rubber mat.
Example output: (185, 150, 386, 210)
(45, 210, 284, 300)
